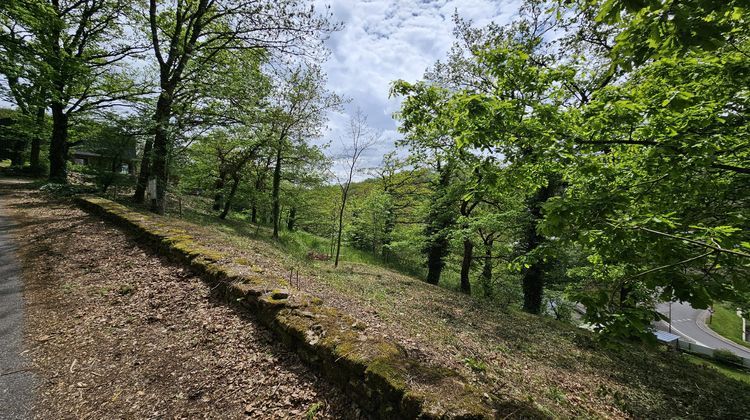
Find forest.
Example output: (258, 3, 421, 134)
(1, 0, 748, 344)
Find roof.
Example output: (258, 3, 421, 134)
(654, 330, 681, 343)
(71, 151, 102, 158)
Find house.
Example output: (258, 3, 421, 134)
(70, 136, 138, 175)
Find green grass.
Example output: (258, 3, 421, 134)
(169, 195, 500, 297)
(175, 201, 430, 280)
(707, 304, 748, 348)
(683, 353, 750, 385)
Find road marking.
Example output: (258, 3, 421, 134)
(668, 324, 708, 347)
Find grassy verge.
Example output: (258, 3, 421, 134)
(683, 353, 750, 385)
(707, 304, 749, 348)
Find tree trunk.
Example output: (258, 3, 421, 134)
(334, 186, 348, 268)
(460, 239, 473, 294)
(424, 164, 453, 285)
(251, 205, 258, 223)
(519, 180, 557, 314)
(480, 240, 494, 297)
(425, 239, 447, 285)
(10, 137, 25, 166)
(458, 198, 478, 295)
(522, 262, 545, 314)
(48, 102, 68, 183)
(287, 207, 296, 231)
(150, 93, 173, 214)
(219, 176, 240, 219)
(382, 206, 395, 262)
(271, 146, 282, 238)
(213, 171, 226, 212)
(133, 136, 153, 203)
(29, 106, 45, 174)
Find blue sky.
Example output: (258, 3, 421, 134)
(316, 0, 521, 174)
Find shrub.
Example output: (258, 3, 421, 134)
(38, 183, 97, 197)
(714, 349, 743, 366)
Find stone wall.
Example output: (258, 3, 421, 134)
(76, 196, 494, 419)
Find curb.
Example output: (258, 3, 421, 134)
(696, 311, 750, 357)
(75, 196, 499, 419)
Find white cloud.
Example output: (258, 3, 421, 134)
(314, 0, 522, 179)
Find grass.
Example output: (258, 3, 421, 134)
(707, 304, 748, 348)
(175, 200, 432, 281)
(683, 353, 750, 385)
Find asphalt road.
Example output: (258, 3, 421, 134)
(656, 301, 750, 359)
(0, 196, 35, 419)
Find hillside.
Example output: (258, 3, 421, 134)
(113, 193, 750, 418)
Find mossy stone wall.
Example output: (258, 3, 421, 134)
(76, 196, 493, 419)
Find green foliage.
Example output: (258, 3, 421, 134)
(305, 401, 324, 419)
(463, 357, 487, 372)
(713, 349, 744, 367)
(346, 189, 394, 256)
(38, 182, 96, 196)
(589, 0, 749, 67)
(392, 1, 749, 339)
(4, 0, 746, 344)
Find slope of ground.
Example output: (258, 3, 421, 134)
(707, 304, 748, 348)
(0, 179, 361, 419)
(7, 178, 750, 419)
(136, 196, 750, 419)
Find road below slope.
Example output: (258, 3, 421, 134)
(656, 301, 750, 359)
(0, 179, 36, 419)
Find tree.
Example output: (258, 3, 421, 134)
(332, 108, 379, 267)
(187, 49, 270, 219)
(457, 195, 479, 294)
(541, 39, 750, 340)
(0, 15, 47, 172)
(401, 0, 749, 338)
(265, 64, 342, 238)
(392, 81, 462, 286)
(186, 129, 263, 219)
(346, 188, 394, 257)
(1, 0, 144, 182)
(139, 0, 339, 214)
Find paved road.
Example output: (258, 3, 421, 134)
(655, 301, 750, 359)
(0, 196, 35, 419)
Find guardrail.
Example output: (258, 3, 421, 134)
(677, 340, 750, 368)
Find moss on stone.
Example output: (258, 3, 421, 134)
(76, 195, 497, 419)
(234, 257, 252, 266)
(260, 291, 290, 307)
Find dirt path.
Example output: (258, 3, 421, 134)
(0, 179, 36, 420)
(0, 179, 360, 419)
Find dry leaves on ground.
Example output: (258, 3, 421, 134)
(2, 182, 362, 419)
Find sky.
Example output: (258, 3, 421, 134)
(316, 0, 521, 177)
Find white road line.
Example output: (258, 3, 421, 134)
(668, 324, 708, 347)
